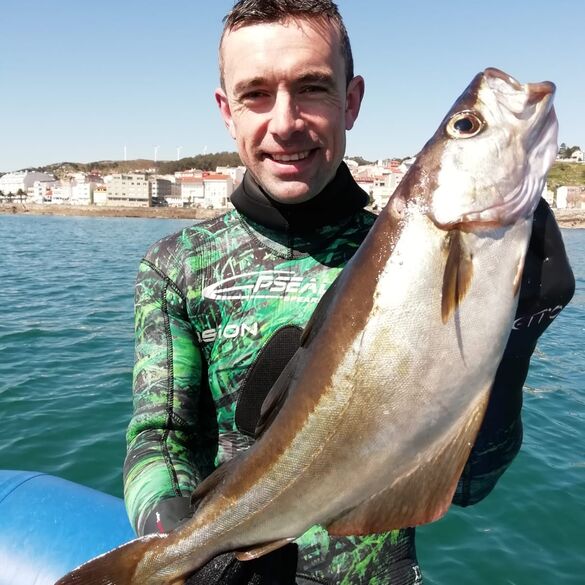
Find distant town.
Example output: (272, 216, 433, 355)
(1, 147, 584, 212)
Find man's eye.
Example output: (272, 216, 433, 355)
(302, 85, 326, 94)
(241, 91, 269, 101)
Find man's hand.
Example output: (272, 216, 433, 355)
(142, 496, 298, 584)
(185, 546, 298, 585)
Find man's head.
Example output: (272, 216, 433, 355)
(216, 0, 364, 204)
(219, 0, 355, 91)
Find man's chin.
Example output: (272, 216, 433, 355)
(262, 180, 318, 205)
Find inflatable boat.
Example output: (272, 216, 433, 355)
(0, 470, 134, 585)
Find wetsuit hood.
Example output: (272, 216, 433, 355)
(230, 163, 369, 233)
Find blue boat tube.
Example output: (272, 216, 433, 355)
(0, 470, 135, 585)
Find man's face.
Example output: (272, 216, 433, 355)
(216, 18, 364, 203)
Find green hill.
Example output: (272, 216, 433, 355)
(547, 161, 585, 191)
(25, 152, 243, 179)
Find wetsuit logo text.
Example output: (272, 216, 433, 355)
(202, 270, 329, 302)
(513, 305, 564, 330)
(197, 322, 259, 344)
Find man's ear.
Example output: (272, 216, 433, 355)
(215, 88, 236, 139)
(345, 75, 365, 131)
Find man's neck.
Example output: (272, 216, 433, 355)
(230, 163, 369, 233)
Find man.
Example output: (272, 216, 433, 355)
(124, 1, 575, 584)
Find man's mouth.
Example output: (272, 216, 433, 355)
(268, 150, 312, 163)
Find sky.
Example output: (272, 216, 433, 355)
(1, 0, 584, 173)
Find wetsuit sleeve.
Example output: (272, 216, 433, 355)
(454, 199, 575, 506)
(123, 253, 216, 536)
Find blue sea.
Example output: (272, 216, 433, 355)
(0, 214, 583, 584)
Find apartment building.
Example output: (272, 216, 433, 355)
(202, 172, 233, 209)
(557, 185, 585, 209)
(180, 176, 205, 207)
(106, 173, 151, 207)
(145, 174, 179, 206)
(0, 171, 55, 195)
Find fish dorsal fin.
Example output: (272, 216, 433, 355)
(441, 229, 474, 324)
(326, 383, 491, 535)
(234, 537, 296, 561)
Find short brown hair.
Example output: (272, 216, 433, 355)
(219, 0, 354, 89)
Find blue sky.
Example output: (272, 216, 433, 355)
(1, 0, 583, 172)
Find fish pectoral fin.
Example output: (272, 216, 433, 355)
(54, 533, 167, 585)
(441, 229, 474, 324)
(234, 537, 296, 561)
(326, 384, 491, 535)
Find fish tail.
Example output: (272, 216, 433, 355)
(54, 533, 172, 585)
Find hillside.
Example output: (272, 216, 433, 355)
(23, 152, 244, 179)
(546, 161, 585, 191)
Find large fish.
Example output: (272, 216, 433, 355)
(56, 67, 558, 585)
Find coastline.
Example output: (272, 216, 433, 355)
(0, 202, 220, 221)
(1, 202, 585, 228)
(550, 208, 585, 229)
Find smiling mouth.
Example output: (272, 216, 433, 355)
(268, 150, 312, 163)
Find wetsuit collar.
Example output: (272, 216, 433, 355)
(230, 163, 369, 233)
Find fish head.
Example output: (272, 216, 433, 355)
(395, 67, 558, 229)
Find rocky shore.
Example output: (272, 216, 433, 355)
(552, 208, 585, 229)
(1, 201, 585, 228)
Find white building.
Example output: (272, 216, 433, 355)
(216, 166, 245, 187)
(180, 176, 205, 207)
(94, 185, 108, 206)
(203, 173, 234, 209)
(71, 182, 93, 205)
(178, 172, 234, 208)
(52, 181, 74, 205)
(0, 171, 55, 195)
(106, 173, 151, 207)
(150, 177, 175, 206)
(30, 179, 59, 203)
(557, 185, 585, 209)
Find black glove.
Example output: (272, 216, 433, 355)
(142, 496, 298, 585)
(141, 495, 192, 534)
(185, 545, 298, 585)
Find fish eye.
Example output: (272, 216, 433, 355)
(446, 111, 485, 138)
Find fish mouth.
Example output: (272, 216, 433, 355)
(485, 67, 555, 106)
(483, 67, 556, 111)
(484, 67, 523, 89)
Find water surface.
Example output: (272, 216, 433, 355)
(0, 215, 583, 584)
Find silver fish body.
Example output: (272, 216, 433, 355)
(56, 68, 558, 585)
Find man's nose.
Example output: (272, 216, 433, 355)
(268, 92, 305, 140)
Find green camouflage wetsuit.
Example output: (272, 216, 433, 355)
(123, 164, 575, 585)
